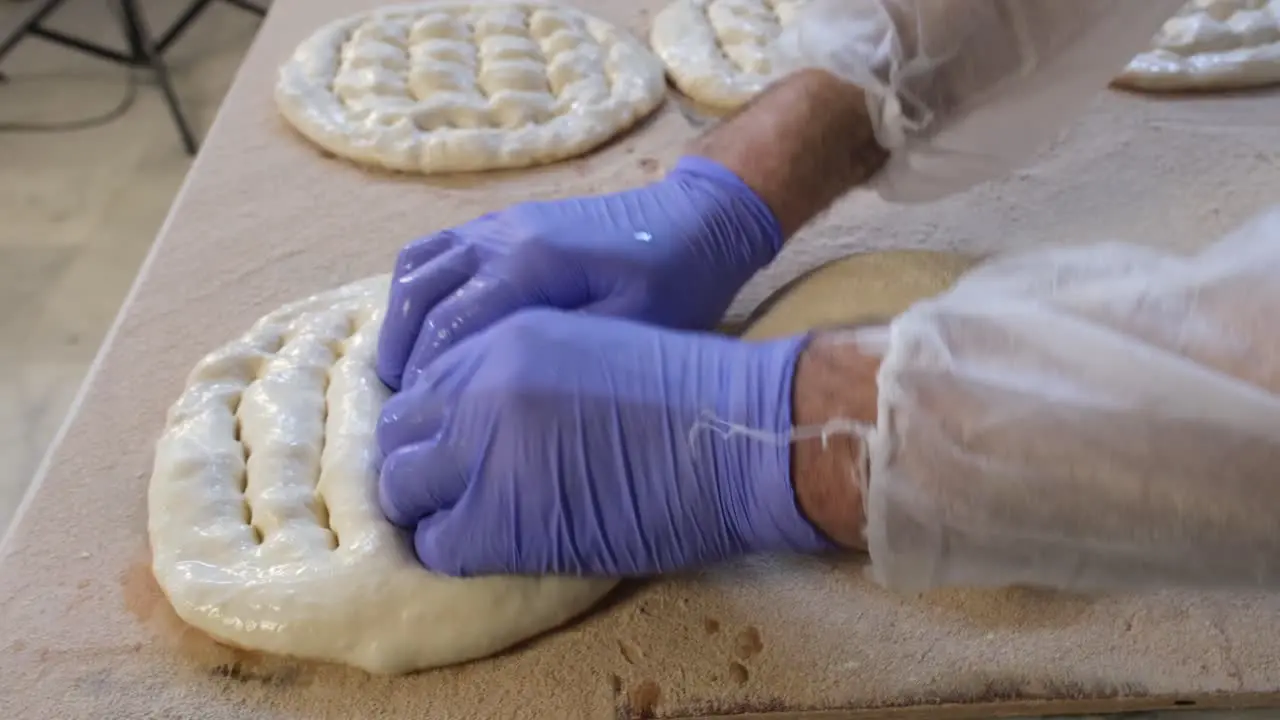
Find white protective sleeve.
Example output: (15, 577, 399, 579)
(776, 0, 1186, 203)
(857, 206, 1280, 594)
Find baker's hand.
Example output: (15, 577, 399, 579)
(376, 157, 781, 391)
(376, 309, 830, 577)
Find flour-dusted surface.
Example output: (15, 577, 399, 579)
(4, 0, 1280, 718)
(148, 276, 613, 675)
(276, 1, 666, 173)
(1116, 0, 1280, 91)
(650, 0, 806, 109)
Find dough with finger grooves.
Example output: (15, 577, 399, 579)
(1115, 0, 1280, 92)
(649, 0, 807, 109)
(148, 275, 616, 675)
(275, 1, 666, 173)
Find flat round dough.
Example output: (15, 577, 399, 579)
(148, 277, 616, 675)
(650, 0, 806, 109)
(741, 251, 977, 340)
(1114, 0, 1280, 92)
(275, 1, 666, 173)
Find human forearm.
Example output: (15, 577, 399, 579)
(690, 69, 888, 238)
(774, 0, 1183, 203)
(791, 211, 1280, 593)
(790, 332, 881, 551)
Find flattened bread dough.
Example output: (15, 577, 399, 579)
(275, 2, 666, 173)
(741, 251, 977, 340)
(148, 277, 615, 674)
(650, 0, 806, 109)
(149, 252, 972, 674)
(1115, 0, 1280, 91)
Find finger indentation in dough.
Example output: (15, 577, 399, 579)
(149, 277, 616, 674)
(1115, 0, 1280, 92)
(275, 2, 664, 173)
(650, 0, 804, 109)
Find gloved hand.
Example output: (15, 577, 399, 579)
(376, 309, 831, 577)
(777, 0, 1183, 202)
(376, 156, 781, 391)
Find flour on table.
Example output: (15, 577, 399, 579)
(275, 2, 666, 174)
(1115, 0, 1280, 91)
(650, 0, 807, 109)
(148, 277, 615, 674)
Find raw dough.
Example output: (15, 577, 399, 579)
(148, 276, 616, 675)
(650, 0, 806, 109)
(275, 1, 666, 173)
(740, 250, 977, 340)
(148, 253, 971, 674)
(1115, 0, 1280, 91)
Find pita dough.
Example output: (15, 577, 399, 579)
(742, 251, 977, 340)
(650, 0, 807, 109)
(148, 276, 616, 675)
(1115, 0, 1280, 92)
(149, 252, 973, 674)
(275, 2, 666, 173)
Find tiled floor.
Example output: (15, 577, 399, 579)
(0, 0, 262, 537)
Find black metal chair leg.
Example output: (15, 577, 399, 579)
(155, 0, 213, 55)
(223, 0, 265, 16)
(0, 0, 72, 63)
(0, 0, 266, 154)
(118, 0, 199, 155)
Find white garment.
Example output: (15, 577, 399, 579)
(777, 0, 1185, 202)
(856, 206, 1280, 593)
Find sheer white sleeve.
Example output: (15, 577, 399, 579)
(776, 0, 1184, 203)
(860, 206, 1280, 593)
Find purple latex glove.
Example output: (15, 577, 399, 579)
(376, 309, 831, 577)
(376, 156, 781, 391)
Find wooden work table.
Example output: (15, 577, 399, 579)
(3, 1, 1280, 718)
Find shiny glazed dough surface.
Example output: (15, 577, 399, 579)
(275, 1, 666, 173)
(650, 0, 807, 109)
(147, 276, 616, 675)
(1116, 0, 1280, 91)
